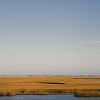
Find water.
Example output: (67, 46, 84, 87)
(0, 95, 100, 100)
(80, 78, 100, 80)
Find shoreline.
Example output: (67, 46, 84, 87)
(0, 93, 100, 97)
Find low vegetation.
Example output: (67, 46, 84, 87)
(75, 90, 100, 97)
(0, 75, 100, 97)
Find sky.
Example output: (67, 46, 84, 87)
(0, 0, 100, 75)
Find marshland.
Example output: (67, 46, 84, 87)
(0, 75, 100, 97)
(0, 0, 100, 100)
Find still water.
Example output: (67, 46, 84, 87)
(0, 95, 100, 100)
(82, 78, 100, 80)
(76, 78, 100, 80)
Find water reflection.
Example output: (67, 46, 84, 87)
(0, 95, 100, 100)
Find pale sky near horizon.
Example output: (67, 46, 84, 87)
(0, 0, 100, 75)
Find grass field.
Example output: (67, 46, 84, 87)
(0, 75, 100, 96)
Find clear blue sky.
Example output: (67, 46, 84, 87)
(0, 0, 100, 75)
